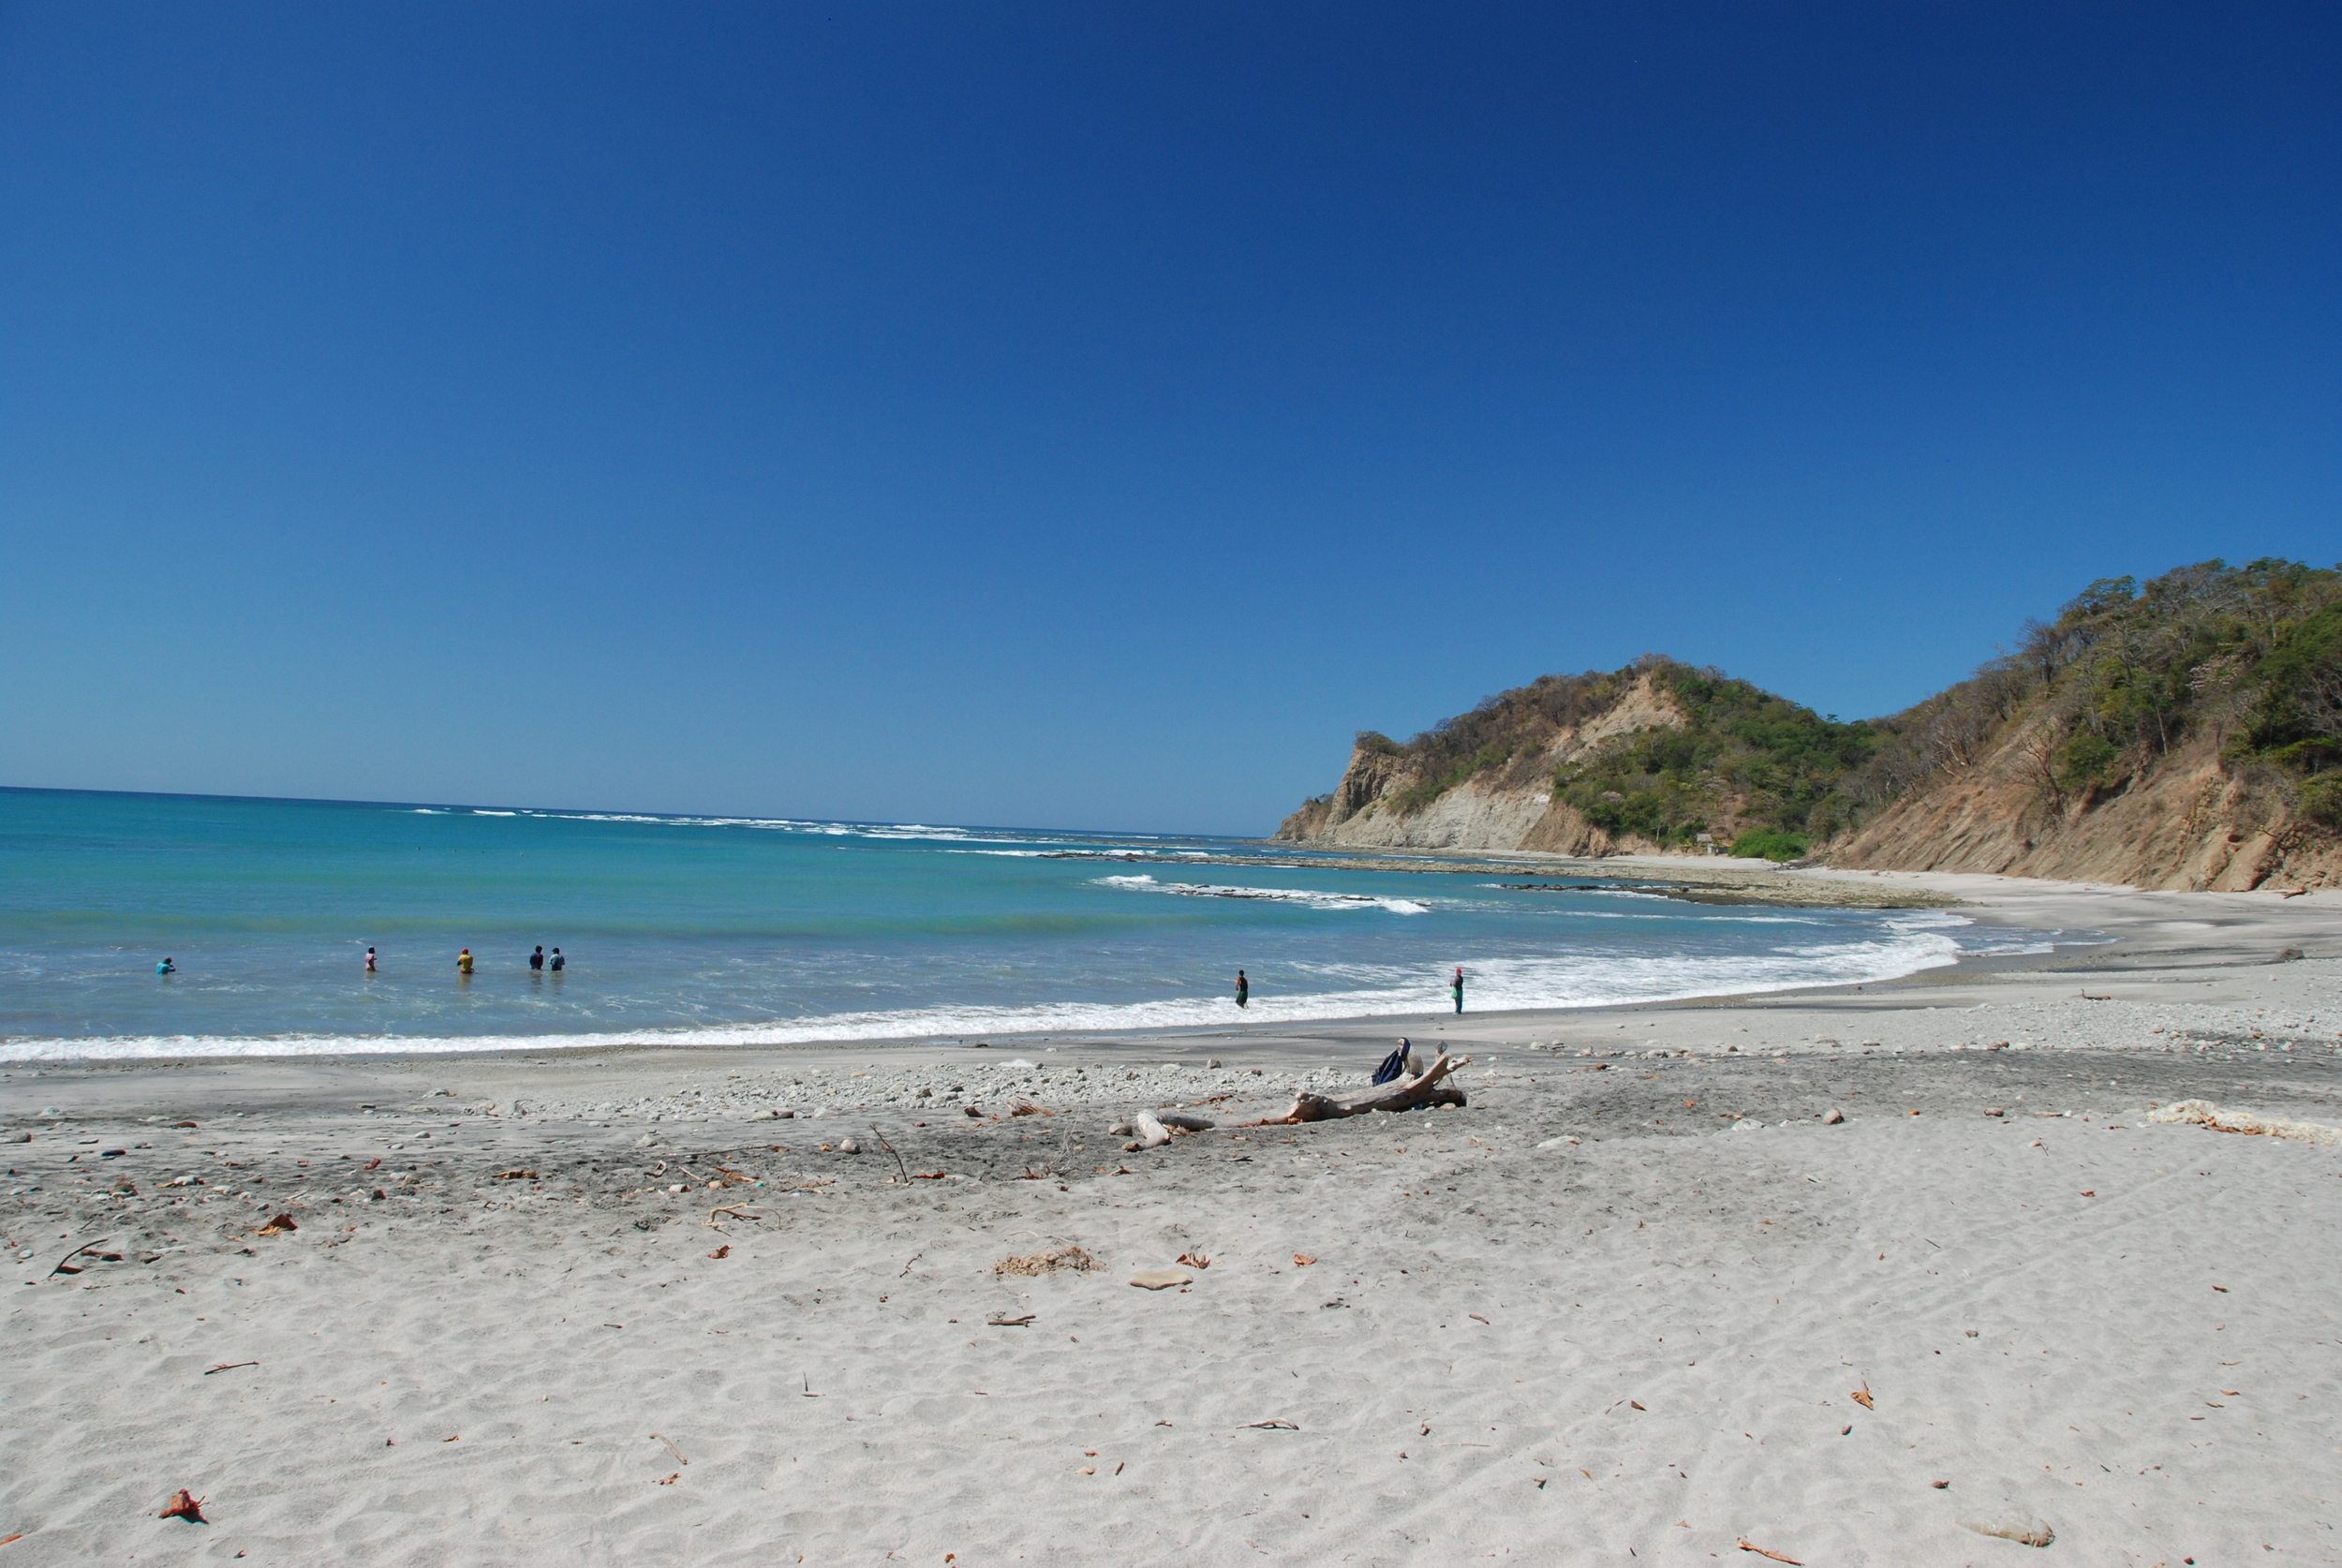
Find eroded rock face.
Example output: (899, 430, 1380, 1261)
(1274, 672, 1689, 852)
(1828, 718, 2342, 891)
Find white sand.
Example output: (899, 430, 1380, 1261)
(6, 872, 2340, 1563)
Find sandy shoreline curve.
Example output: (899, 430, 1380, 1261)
(5, 867, 2338, 1562)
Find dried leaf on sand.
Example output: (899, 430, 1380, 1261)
(1736, 1540, 1801, 1564)
(1850, 1383, 1875, 1411)
(158, 1490, 207, 1523)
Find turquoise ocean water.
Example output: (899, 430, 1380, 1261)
(0, 788, 2073, 1062)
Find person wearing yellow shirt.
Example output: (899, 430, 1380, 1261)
(457, 948, 475, 975)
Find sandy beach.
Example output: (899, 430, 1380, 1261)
(6, 868, 2341, 1564)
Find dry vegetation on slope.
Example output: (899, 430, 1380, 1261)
(1277, 558, 2342, 888)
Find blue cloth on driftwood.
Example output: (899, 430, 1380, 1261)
(1371, 1037, 1412, 1086)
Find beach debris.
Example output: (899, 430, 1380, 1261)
(1129, 1268, 1191, 1291)
(870, 1125, 912, 1184)
(202, 1362, 259, 1376)
(987, 1314, 1036, 1327)
(1176, 1250, 1212, 1269)
(1262, 1050, 1469, 1124)
(158, 1490, 208, 1523)
(1010, 1101, 1054, 1117)
(1932, 1479, 1949, 1488)
(1735, 1540, 1800, 1564)
(836, 1138, 861, 1155)
(47, 1235, 116, 1278)
(1821, 1108, 1844, 1125)
(707, 1244, 730, 1259)
(1850, 1384, 1875, 1411)
(1241, 1419, 1298, 1430)
(653, 1433, 688, 1465)
(1957, 1513, 2054, 1547)
(492, 1169, 536, 1181)
(994, 1244, 1098, 1277)
(962, 1104, 983, 1117)
(1292, 1253, 1317, 1266)
(655, 1472, 679, 1485)
(912, 1170, 948, 1179)
(2148, 1099, 2340, 1146)
(1124, 1111, 1173, 1152)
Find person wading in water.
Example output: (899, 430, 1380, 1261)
(1451, 966, 1464, 1013)
(1235, 969, 1250, 1008)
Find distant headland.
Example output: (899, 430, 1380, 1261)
(1275, 558, 2342, 891)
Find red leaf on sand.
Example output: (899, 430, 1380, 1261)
(1292, 1253, 1317, 1267)
(363, 1159, 381, 1171)
(1177, 1251, 1212, 1269)
(1737, 1540, 1801, 1565)
(707, 1245, 730, 1259)
(1850, 1384, 1875, 1411)
(158, 1490, 207, 1523)
(255, 1214, 298, 1235)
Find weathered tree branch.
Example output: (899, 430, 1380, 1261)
(1265, 1052, 1470, 1124)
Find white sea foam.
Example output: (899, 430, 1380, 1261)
(1097, 874, 1429, 914)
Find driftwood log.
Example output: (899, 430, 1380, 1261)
(1268, 1051, 1469, 1124)
(1112, 1109, 1216, 1150)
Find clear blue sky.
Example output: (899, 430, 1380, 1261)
(3, 4, 2335, 834)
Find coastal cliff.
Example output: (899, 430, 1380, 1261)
(1274, 559, 2342, 889)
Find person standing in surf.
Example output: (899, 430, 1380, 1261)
(1236, 969, 1250, 1008)
(530, 945, 545, 971)
(365, 947, 377, 973)
(458, 948, 474, 976)
(1451, 966, 1464, 1013)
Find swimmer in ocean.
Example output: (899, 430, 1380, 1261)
(156, 957, 175, 975)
